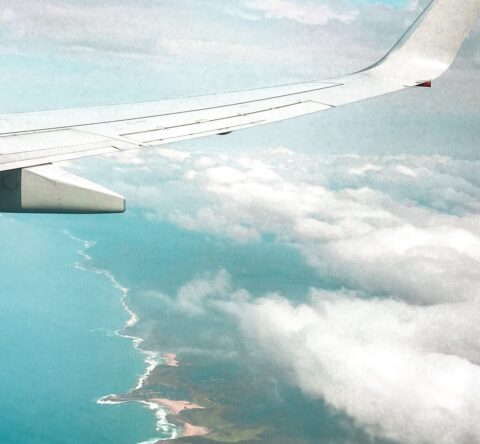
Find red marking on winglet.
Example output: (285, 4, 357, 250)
(416, 81, 432, 88)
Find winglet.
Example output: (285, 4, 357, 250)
(367, 0, 480, 84)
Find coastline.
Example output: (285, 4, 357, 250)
(65, 231, 209, 442)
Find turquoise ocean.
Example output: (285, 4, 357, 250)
(0, 209, 380, 443)
(0, 214, 157, 444)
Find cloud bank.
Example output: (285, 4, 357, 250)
(0, 0, 439, 78)
(110, 149, 480, 304)
(238, 288, 480, 444)
(82, 146, 480, 444)
(244, 0, 358, 25)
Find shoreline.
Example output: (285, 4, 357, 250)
(65, 231, 209, 441)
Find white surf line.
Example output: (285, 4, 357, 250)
(63, 230, 179, 440)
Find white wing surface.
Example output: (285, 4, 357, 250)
(0, 0, 478, 213)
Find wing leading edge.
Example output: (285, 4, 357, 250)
(0, 0, 478, 213)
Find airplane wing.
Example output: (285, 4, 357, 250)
(0, 0, 478, 214)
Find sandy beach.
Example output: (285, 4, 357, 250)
(150, 398, 205, 416)
(165, 353, 179, 367)
(182, 422, 210, 437)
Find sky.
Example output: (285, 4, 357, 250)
(0, 0, 477, 157)
(0, 1, 479, 443)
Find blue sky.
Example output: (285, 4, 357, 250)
(0, 0, 477, 158)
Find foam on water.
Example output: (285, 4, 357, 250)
(64, 230, 179, 442)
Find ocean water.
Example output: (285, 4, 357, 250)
(0, 214, 158, 444)
(0, 210, 382, 443)
(65, 211, 379, 443)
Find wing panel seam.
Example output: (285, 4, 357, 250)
(0, 83, 342, 136)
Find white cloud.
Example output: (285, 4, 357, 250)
(150, 266, 480, 444)
(155, 148, 190, 163)
(177, 269, 231, 316)
(98, 149, 480, 307)
(237, 290, 480, 444)
(81, 146, 480, 443)
(243, 0, 358, 25)
(0, 0, 439, 81)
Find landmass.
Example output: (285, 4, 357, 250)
(98, 351, 268, 442)
(99, 288, 376, 443)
